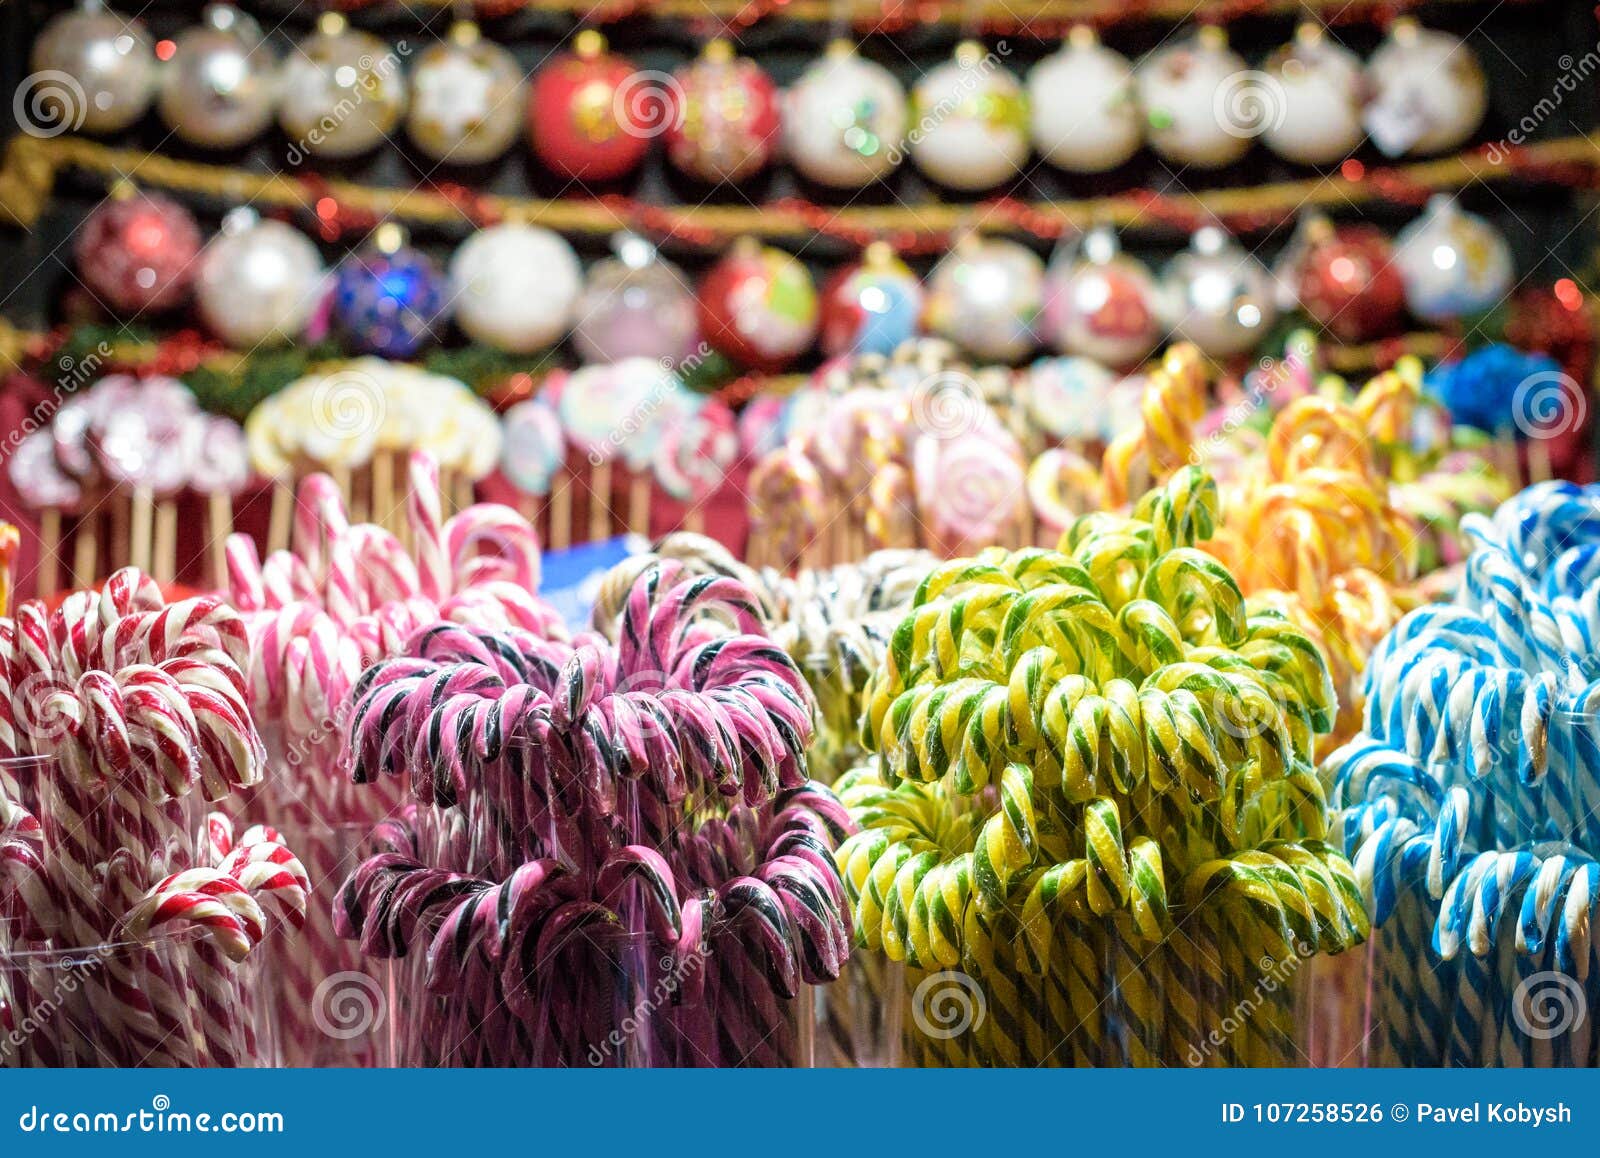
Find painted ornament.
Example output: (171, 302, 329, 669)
(196, 211, 327, 348)
(697, 239, 819, 371)
(924, 236, 1045, 363)
(572, 232, 698, 366)
(1042, 225, 1161, 369)
(1137, 26, 1252, 169)
(1162, 225, 1277, 357)
(527, 30, 651, 183)
(783, 40, 908, 189)
(157, 4, 278, 149)
(75, 189, 202, 314)
(333, 226, 448, 358)
(819, 243, 924, 358)
(406, 21, 525, 164)
(1028, 26, 1142, 173)
(28, 5, 156, 134)
(909, 40, 1029, 191)
(663, 39, 780, 184)
(1393, 195, 1513, 321)
(279, 13, 407, 159)
(449, 223, 583, 354)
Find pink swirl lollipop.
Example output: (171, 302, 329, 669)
(653, 397, 738, 502)
(738, 394, 786, 459)
(912, 426, 1026, 553)
(8, 430, 84, 510)
(190, 416, 251, 496)
(557, 358, 673, 467)
(500, 398, 566, 498)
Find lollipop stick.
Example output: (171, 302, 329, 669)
(346, 464, 369, 525)
(110, 490, 131, 571)
(1527, 437, 1552, 484)
(589, 460, 613, 543)
(207, 491, 234, 590)
(372, 451, 395, 531)
(129, 485, 154, 574)
(453, 474, 473, 513)
(627, 473, 652, 537)
(38, 508, 60, 599)
(549, 470, 572, 551)
(268, 477, 293, 553)
(684, 504, 704, 535)
(153, 500, 178, 585)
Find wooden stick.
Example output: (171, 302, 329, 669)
(153, 500, 178, 585)
(549, 473, 572, 552)
(129, 486, 154, 574)
(268, 477, 293, 554)
(453, 474, 474, 512)
(1527, 437, 1553, 484)
(371, 451, 395, 532)
(683, 504, 704, 535)
(37, 508, 60, 599)
(627, 473, 652, 537)
(588, 460, 613, 543)
(110, 489, 130, 573)
(208, 491, 234, 590)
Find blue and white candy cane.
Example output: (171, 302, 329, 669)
(1328, 481, 1600, 1066)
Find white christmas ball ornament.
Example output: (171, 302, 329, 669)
(1364, 19, 1487, 157)
(406, 21, 524, 164)
(924, 236, 1045, 363)
(279, 13, 407, 159)
(196, 213, 326, 348)
(1028, 26, 1141, 173)
(1392, 195, 1513, 321)
(783, 41, 908, 189)
(909, 41, 1029, 191)
(158, 5, 279, 149)
(449, 224, 583, 353)
(1262, 24, 1365, 165)
(1162, 226, 1277, 357)
(1136, 26, 1252, 169)
(28, 6, 157, 134)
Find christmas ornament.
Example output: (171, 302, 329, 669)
(697, 239, 818, 371)
(1364, 18, 1487, 157)
(333, 225, 448, 358)
(924, 235, 1044, 363)
(279, 13, 406, 160)
(1392, 195, 1513, 321)
(908, 41, 1029, 191)
(196, 211, 326, 348)
(406, 20, 524, 165)
(662, 39, 780, 184)
(1041, 225, 1161, 369)
(783, 40, 908, 189)
(819, 242, 923, 358)
(1136, 26, 1252, 169)
(527, 30, 651, 183)
(1028, 26, 1141, 174)
(1275, 214, 1404, 343)
(1261, 23, 1366, 165)
(1161, 225, 1276, 357)
(571, 232, 698, 366)
(449, 223, 582, 354)
(28, 5, 156, 135)
(157, 5, 278, 149)
(74, 188, 202, 314)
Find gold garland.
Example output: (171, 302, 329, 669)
(3, 133, 1598, 241)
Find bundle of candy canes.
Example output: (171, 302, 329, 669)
(0, 569, 306, 1066)
(592, 535, 935, 1066)
(225, 451, 563, 1065)
(835, 467, 1368, 1067)
(333, 560, 852, 1066)
(1327, 481, 1600, 1067)
(593, 534, 935, 785)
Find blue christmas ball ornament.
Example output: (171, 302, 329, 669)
(819, 243, 924, 358)
(333, 235, 448, 358)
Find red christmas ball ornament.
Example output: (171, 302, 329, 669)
(697, 238, 819, 372)
(1286, 219, 1405, 344)
(527, 30, 651, 183)
(74, 188, 202, 315)
(663, 39, 780, 184)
